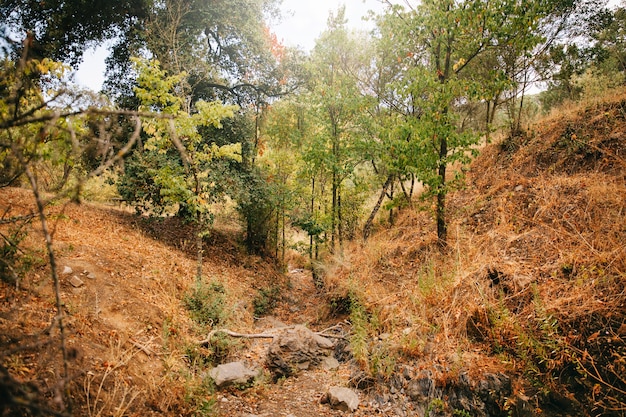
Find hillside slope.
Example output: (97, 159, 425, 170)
(1, 93, 625, 417)
(0, 192, 286, 415)
(325, 93, 626, 416)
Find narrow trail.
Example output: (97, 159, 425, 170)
(215, 268, 365, 417)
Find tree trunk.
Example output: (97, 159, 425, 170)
(338, 186, 343, 252)
(275, 208, 280, 259)
(281, 202, 286, 265)
(363, 175, 393, 241)
(196, 211, 204, 283)
(388, 182, 395, 226)
(309, 177, 315, 260)
(437, 137, 448, 248)
(331, 169, 337, 254)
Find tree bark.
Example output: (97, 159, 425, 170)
(363, 175, 393, 241)
(437, 137, 447, 248)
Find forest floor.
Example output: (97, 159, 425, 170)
(0, 187, 383, 416)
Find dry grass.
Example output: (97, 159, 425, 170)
(320, 91, 626, 413)
(0, 186, 284, 415)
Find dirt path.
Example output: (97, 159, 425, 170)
(215, 268, 379, 417)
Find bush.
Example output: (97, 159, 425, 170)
(252, 285, 281, 316)
(183, 281, 227, 329)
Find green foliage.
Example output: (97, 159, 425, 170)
(425, 398, 446, 417)
(539, 5, 626, 111)
(119, 58, 241, 223)
(236, 167, 276, 254)
(183, 376, 217, 417)
(252, 285, 281, 317)
(298, 10, 375, 251)
(453, 408, 472, 417)
(184, 281, 227, 329)
(348, 291, 395, 379)
(349, 293, 370, 369)
(1, 0, 149, 66)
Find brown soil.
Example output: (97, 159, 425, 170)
(0, 188, 370, 416)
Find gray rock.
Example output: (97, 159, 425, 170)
(86, 272, 97, 280)
(267, 325, 335, 378)
(406, 370, 435, 402)
(321, 356, 340, 370)
(62, 266, 73, 275)
(208, 362, 258, 388)
(322, 386, 359, 412)
(69, 275, 84, 288)
(312, 333, 334, 349)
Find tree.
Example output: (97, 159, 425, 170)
(375, 0, 583, 246)
(1, 0, 149, 65)
(123, 58, 241, 281)
(304, 8, 373, 253)
(0, 39, 144, 414)
(539, 4, 626, 110)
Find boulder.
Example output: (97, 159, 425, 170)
(321, 356, 340, 371)
(322, 386, 359, 412)
(208, 362, 258, 388)
(266, 325, 334, 378)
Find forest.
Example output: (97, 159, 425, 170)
(1, 0, 625, 416)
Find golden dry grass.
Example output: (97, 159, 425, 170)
(0, 187, 284, 415)
(320, 90, 626, 412)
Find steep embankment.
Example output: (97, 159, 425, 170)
(0, 191, 286, 416)
(324, 93, 626, 416)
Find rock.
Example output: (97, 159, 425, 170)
(208, 362, 258, 388)
(266, 325, 334, 378)
(321, 356, 340, 370)
(62, 266, 73, 275)
(312, 333, 334, 349)
(406, 370, 435, 402)
(322, 386, 359, 412)
(69, 276, 84, 288)
(86, 272, 97, 280)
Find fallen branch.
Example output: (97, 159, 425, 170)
(129, 338, 155, 356)
(198, 324, 348, 346)
(198, 329, 278, 345)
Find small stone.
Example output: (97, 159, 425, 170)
(321, 356, 340, 371)
(515, 185, 524, 192)
(62, 266, 73, 275)
(69, 276, 84, 288)
(323, 386, 359, 412)
(87, 272, 97, 280)
(208, 362, 258, 388)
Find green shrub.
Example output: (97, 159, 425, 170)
(184, 281, 227, 329)
(252, 285, 280, 316)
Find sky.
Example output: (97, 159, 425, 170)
(75, 0, 389, 91)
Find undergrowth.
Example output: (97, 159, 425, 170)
(183, 280, 238, 365)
